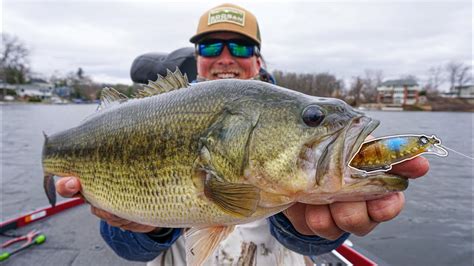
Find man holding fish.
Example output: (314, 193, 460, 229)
(53, 3, 429, 264)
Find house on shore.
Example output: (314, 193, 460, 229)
(376, 79, 423, 106)
(1, 79, 74, 103)
(15, 78, 54, 100)
(441, 85, 474, 104)
(0, 80, 17, 100)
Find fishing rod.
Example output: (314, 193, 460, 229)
(0, 198, 84, 234)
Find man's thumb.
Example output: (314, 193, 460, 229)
(56, 176, 80, 197)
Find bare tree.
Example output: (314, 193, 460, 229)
(0, 34, 30, 84)
(425, 65, 444, 93)
(445, 61, 472, 96)
(77, 67, 84, 80)
(349, 76, 364, 106)
(311, 73, 343, 97)
(445, 61, 463, 92)
(362, 69, 384, 102)
(272, 70, 344, 98)
(456, 65, 471, 87)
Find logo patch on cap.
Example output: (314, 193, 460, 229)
(208, 7, 245, 27)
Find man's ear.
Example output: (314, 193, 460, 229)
(255, 57, 262, 75)
(194, 45, 199, 58)
(257, 56, 262, 68)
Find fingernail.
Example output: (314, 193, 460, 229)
(66, 178, 76, 190)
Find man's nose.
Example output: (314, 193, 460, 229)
(216, 46, 236, 65)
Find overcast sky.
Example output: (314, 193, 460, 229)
(3, 0, 472, 90)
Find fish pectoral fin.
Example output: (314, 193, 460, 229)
(185, 225, 235, 266)
(43, 174, 56, 207)
(205, 177, 260, 218)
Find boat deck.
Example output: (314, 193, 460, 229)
(1, 204, 144, 266)
(1, 202, 382, 265)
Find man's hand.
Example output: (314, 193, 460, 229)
(283, 156, 429, 240)
(56, 177, 157, 233)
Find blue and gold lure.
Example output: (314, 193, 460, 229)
(349, 135, 448, 173)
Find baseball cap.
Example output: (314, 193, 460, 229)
(189, 3, 261, 48)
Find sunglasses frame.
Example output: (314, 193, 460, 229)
(196, 39, 259, 58)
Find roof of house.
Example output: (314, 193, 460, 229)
(454, 84, 474, 89)
(380, 79, 418, 87)
(30, 78, 49, 84)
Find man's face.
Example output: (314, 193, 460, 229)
(196, 32, 261, 80)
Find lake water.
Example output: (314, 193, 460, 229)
(1, 103, 473, 265)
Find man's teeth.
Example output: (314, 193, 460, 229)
(216, 73, 237, 79)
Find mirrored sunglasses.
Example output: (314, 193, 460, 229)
(197, 39, 258, 58)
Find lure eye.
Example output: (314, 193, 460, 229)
(419, 136, 429, 145)
(302, 105, 325, 127)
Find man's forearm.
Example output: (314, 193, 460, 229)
(100, 220, 182, 262)
(268, 213, 350, 255)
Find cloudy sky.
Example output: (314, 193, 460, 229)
(3, 0, 472, 90)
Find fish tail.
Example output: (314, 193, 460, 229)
(43, 174, 56, 207)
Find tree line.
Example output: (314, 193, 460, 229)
(1, 33, 471, 103)
(272, 63, 471, 106)
(0, 34, 135, 100)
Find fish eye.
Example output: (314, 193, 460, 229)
(419, 136, 429, 145)
(302, 105, 325, 127)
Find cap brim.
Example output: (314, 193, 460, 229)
(190, 30, 260, 47)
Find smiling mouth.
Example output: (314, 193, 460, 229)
(211, 71, 240, 79)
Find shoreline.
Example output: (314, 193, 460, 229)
(2, 100, 473, 112)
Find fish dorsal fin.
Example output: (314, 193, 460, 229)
(97, 87, 129, 111)
(185, 225, 235, 266)
(136, 67, 189, 98)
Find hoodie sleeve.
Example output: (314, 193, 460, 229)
(268, 212, 350, 256)
(100, 220, 182, 262)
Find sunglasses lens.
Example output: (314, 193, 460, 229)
(198, 42, 224, 57)
(198, 40, 255, 58)
(228, 42, 254, 58)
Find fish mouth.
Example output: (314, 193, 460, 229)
(308, 115, 408, 195)
(342, 116, 409, 192)
(344, 116, 380, 165)
(313, 116, 378, 181)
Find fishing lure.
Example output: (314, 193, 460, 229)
(349, 134, 448, 173)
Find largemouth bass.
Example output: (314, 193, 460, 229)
(42, 70, 408, 265)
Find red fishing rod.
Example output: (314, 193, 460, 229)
(0, 198, 84, 234)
